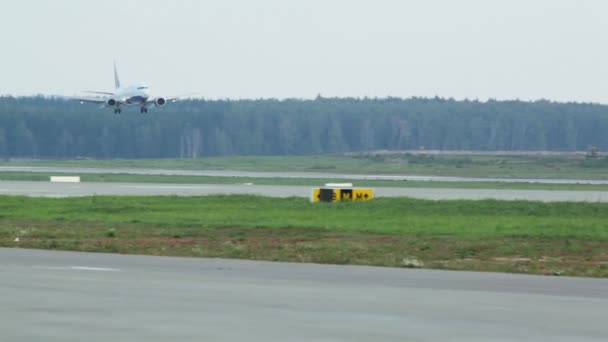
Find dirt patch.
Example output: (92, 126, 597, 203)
(3, 228, 608, 278)
(493, 257, 532, 263)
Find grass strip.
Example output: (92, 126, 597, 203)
(1, 195, 607, 277)
(2, 154, 608, 179)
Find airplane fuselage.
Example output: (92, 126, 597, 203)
(113, 83, 151, 106)
(74, 63, 178, 114)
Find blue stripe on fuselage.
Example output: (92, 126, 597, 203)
(126, 96, 148, 105)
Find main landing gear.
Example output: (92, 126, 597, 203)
(140, 107, 148, 114)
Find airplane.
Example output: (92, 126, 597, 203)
(74, 62, 187, 114)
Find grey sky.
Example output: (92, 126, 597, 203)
(1, 0, 607, 102)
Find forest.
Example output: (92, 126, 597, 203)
(0, 96, 607, 158)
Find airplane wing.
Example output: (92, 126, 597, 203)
(70, 91, 127, 105)
(145, 93, 198, 106)
(83, 91, 114, 96)
(171, 92, 199, 99)
(70, 95, 111, 104)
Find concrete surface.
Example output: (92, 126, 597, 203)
(1, 248, 607, 341)
(1, 180, 608, 202)
(2, 165, 608, 184)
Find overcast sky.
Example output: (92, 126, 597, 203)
(1, 0, 607, 102)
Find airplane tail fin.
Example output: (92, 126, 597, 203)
(113, 61, 121, 89)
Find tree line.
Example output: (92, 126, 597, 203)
(0, 96, 607, 158)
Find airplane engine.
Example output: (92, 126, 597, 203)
(154, 98, 166, 107)
(106, 99, 117, 107)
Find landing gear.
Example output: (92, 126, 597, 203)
(140, 107, 148, 114)
(113, 108, 122, 114)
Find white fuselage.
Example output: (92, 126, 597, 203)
(74, 63, 176, 113)
(113, 83, 151, 106)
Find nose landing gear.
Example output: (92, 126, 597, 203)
(113, 108, 122, 114)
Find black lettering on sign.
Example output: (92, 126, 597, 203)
(319, 188, 334, 202)
(356, 193, 363, 200)
(341, 189, 352, 200)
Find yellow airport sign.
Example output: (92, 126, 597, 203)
(311, 187, 374, 203)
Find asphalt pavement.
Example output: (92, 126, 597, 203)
(2, 248, 607, 341)
(2, 165, 608, 184)
(1, 180, 608, 201)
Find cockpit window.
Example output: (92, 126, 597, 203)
(137, 86, 149, 90)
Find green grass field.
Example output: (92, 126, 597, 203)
(2, 153, 608, 179)
(2, 195, 607, 277)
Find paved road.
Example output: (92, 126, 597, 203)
(2, 165, 608, 184)
(1, 248, 606, 341)
(1, 180, 608, 202)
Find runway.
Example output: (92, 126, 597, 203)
(1, 248, 606, 341)
(1, 180, 608, 201)
(2, 165, 608, 184)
